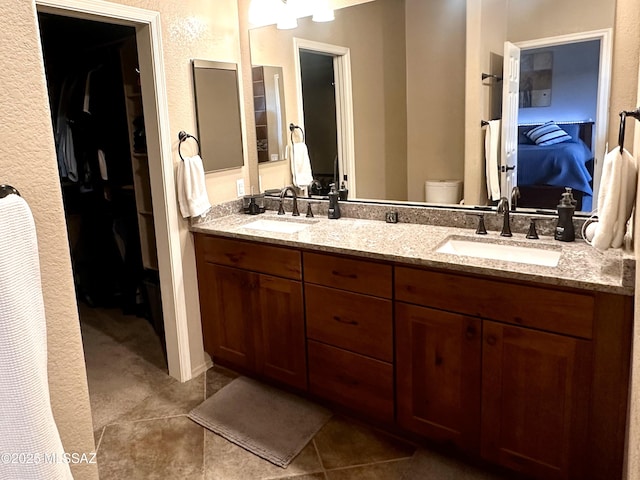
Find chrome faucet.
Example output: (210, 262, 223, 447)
(278, 186, 300, 216)
(496, 197, 512, 237)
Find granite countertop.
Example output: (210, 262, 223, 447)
(191, 211, 635, 296)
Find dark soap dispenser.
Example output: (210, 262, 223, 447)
(554, 188, 575, 242)
(338, 181, 349, 201)
(328, 183, 341, 219)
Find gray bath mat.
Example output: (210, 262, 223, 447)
(188, 376, 331, 467)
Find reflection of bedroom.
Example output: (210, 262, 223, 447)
(517, 39, 600, 213)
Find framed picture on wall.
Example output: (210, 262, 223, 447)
(520, 51, 553, 108)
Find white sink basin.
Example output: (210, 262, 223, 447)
(436, 238, 561, 267)
(241, 218, 314, 234)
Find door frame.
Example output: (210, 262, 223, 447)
(35, 0, 192, 381)
(515, 29, 613, 211)
(293, 38, 356, 196)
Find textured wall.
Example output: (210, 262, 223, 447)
(617, 0, 640, 474)
(0, 1, 242, 479)
(0, 3, 98, 479)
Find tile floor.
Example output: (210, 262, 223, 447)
(81, 305, 508, 479)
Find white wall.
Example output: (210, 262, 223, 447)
(519, 41, 600, 124)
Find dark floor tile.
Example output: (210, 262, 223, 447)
(403, 449, 507, 480)
(117, 373, 205, 423)
(268, 474, 326, 480)
(313, 417, 415, 470)
(98, 416, 204, 479)
(81, 306, 173, 431)
(205, 365, 240, 398)
(203, 432, 322, 480)
(80, 303, 167, 370)
(326, 459, 410, 479)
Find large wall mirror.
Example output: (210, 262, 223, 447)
(192, 60, 245, 171)
(245, 0, 617, 214)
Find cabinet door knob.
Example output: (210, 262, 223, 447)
(333, 315, 358, 326)
(465, 325, 476, 339)
(486, 335, 497, 346)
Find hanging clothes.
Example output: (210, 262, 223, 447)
(54, 76, 79, 182)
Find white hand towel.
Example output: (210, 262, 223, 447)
(177, 154, 212, 218)
(592, 147, 637, 250)
(0, 195, 73, 480)
(288, 143, 314, 188)
(485, 120, 502, 201)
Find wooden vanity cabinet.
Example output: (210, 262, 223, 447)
(194, 234, 631, 480)
(194, 234, 307, 390)
(395, 266, 632, 480)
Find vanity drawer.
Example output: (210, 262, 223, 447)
(308, 340, 394, 422)
(195, 234, 301, 280)
(303, 252, 392, 298)
(395, 267, 594, 339)
(305, 284, 393, 362)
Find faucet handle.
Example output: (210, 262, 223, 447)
(277, 199, 285, 215)
(526, 218, 539, 239)
(466, 213, 488, 235)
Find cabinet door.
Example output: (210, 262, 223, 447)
(396, 303, 481, 452)
(200, 263, 257, 370)
(481, 321, 591, 480)
(255, 274, 307, 390)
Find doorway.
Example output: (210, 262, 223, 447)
(37, 12, 170, 424)
(35, 0, 193, 382)
(293, 38, 356, 197)
(514, 29, 612, 212)
(299, 50, 338, 194)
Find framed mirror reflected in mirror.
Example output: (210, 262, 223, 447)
(245, 0, 617, 214)
(192, 60, 244, 172)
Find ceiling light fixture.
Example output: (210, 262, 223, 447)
(249, 0, 334, 30)
(276, 0, 298, 29)
(312, 0, 335, 22)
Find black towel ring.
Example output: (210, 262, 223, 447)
(289, 123, 305, 144)
(178, 131, 201, 161)
(618, 111, 627, 153)
(619, 108, 640, 153)
(0, 184, 20, 199)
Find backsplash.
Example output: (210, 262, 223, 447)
(193, 197, 588, 239)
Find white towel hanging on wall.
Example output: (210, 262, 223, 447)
(0, 194, 73, 480)
(287, 126, 313, 188)
(485, 120, 502, 201)
(177, 154, 212, 218)
(591, 147, 637, 250)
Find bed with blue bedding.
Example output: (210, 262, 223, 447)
(517, 122, 594, 211)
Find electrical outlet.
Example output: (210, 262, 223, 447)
(385, 211, 398, 223)
(236, 178, 245, 197)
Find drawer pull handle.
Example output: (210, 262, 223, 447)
(333, 315, 358, 326)
(332, 270, 358, 279)
(337, 374, 358, 386)
(225, 253, 243, 263)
